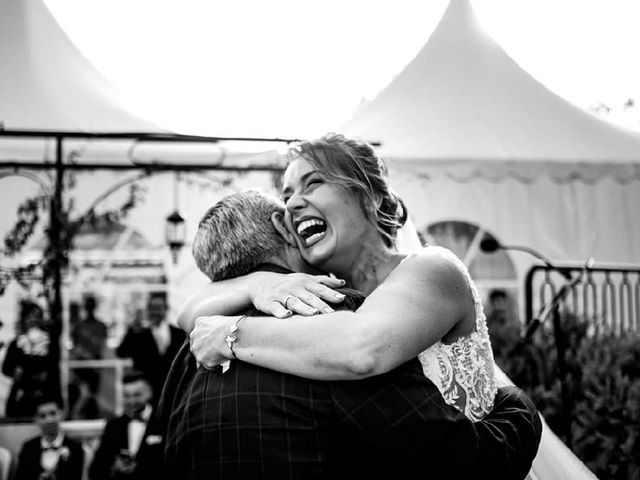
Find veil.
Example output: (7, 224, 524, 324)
(395, 214, 424, 254)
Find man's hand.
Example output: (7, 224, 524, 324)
(112, 453, 137, 475)
(250, 272, 346, 318)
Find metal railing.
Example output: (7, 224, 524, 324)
(524, 261, 640, 336)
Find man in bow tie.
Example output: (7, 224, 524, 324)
(89, 371, 163, 480)
(15, 394, 84, 480)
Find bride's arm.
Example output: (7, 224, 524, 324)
(176, 271, 348, 332)
(191, 248, 475, 380)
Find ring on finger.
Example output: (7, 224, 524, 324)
(282, 295, 296, 309)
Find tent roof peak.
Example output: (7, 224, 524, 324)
(341, 0, 640, 181)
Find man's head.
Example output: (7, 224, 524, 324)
(19, 300, 44, 332)
(147, 292, 168, 327)
(193, 190, 301, 281)
(33, 394, 63, 440)
(123, 371, 153, 418)
(488, 289, 508, 312)
(83, 294, 97, 317)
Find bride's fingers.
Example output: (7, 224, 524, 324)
(305, 283, 346, 305)
(313, 275, 346, 288)
(287, 285, 337, 315)
(266, 300, 293, 319)
(285, 294, 323, 316)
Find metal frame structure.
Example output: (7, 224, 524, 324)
(1, 128, 297, 410)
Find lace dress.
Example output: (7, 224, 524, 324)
(416, 246, 497, 422)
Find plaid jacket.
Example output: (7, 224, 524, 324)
(159, 265, 541, 480)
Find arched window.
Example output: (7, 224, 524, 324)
(421, 220, 521, 323)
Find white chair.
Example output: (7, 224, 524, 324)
(0, 446, 12, 480)
(82, 442, 94, 480)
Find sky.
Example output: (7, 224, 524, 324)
(42, 0, 640, 139)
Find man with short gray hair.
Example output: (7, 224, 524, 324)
(192, 190, 293, 282)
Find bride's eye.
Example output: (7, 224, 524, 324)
(306, 177, 323, 188)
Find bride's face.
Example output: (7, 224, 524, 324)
(282, 157, 373, 270)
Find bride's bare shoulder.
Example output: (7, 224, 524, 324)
(404, 246, 465, 272)
(390, 247, 469, 296)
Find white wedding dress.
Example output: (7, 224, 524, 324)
(396, 221, 600, 479)
(416, 246, 497, 422)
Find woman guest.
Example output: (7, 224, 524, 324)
(2, 300, 54, 419)
(186, 133, 496, 421)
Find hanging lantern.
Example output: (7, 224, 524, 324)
(165, 172, 186, 264)
(165, 210, 186, 264)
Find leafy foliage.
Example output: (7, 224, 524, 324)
(491, 312, 640, 479)
(0, 172, 144, 302)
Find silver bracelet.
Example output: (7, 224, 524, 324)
(224, 315, 247, 359)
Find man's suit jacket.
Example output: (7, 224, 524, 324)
(16, 435, 84, 480)
(158, 264, 542, 480)
(88, 412, 164, 480)
(116, 324, 185, 398)
(328, 359, 542, 479)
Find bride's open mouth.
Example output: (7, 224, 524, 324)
(295, 217, 327, 247)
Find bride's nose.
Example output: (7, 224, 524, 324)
(285, 190, 307, 212)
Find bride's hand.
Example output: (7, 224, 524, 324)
(190, 315, 234, 369)
(249, 272, 346, 318)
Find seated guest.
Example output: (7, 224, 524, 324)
(89, 371, 162, 480)
(15, 394, 84, 480)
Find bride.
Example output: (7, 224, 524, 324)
(185, 133, 597, 479)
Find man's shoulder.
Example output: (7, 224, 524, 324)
(335, 286, 366, 311)
(20, 436, 41, 450)
(90, 319, 108, 333)
(62, 435, 84, 451)
(122, 327, 149, 339)
(169, 324, 186, 337)
(104, 414, 128, 428)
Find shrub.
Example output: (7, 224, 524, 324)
(491, 312, 640, 480)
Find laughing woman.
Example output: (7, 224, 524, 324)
(183, 133, 496, 421)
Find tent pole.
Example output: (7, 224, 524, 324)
(47, 136, 64, 404)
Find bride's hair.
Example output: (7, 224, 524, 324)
(287, 133, 407, 247)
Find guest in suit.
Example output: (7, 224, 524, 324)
(15, 394, 84, 480)
(116, 293, 185, 399)
(88, 372, 162, 480)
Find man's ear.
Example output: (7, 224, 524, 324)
(271, 211, 297, 247)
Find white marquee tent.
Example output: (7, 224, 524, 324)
(0, 0, 162, 131)
(342, 0, 640, 287)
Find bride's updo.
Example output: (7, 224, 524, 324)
(287, 133, 407, 247)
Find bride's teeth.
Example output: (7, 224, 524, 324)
(296, 219, 325, 236)
(306, 232, 324, 243)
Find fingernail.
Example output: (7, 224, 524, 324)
(339, 279, 346, 285)
(309, 308, 319, 314)
(323, 307, 334, 314)
(284, 310, 292, 317)
(335, 293, 345, 299)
